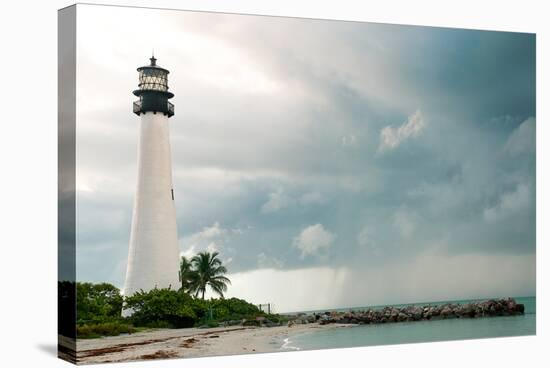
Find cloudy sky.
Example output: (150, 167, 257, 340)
(75, 4, 535, 312)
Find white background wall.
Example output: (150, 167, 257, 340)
(0, 1, 547, 367)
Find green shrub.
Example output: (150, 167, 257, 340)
(77, 322, 134, 339)
(206, 320, 220, 328)
(124, 288, 201, 328)
(76, 282, 123, 325)
(205, 297, 264, 322)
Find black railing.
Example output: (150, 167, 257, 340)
(133, 99, 174, 117)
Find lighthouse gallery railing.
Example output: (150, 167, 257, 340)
(133, 100, 174, 117)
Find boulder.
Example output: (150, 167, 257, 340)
(440, 306, 453, 318)
(461, 305, 475, 318)
(515, 303, 525, 314)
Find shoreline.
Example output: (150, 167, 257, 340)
(74, 297, 528, 364)
(76, 323, 352, 364)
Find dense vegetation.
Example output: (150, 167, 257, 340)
(124, 288, 275, 328)
(76, 282, 123, 324)
(124, 287, 200, 328)
(74, 252, 280, 338)
(76, 284, 277, 338)
(75, 282, 133, 338)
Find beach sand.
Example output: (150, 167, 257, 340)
(76, 323, 350, 364)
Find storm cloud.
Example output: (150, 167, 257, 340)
(74, 5, 535, 312)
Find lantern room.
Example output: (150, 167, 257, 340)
(133, 56, 174, 117)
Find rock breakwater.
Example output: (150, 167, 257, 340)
(286, 298, 525, 326)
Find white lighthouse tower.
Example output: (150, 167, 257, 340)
(122, 56, 180, 312)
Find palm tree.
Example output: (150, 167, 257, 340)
(178, 256, 196, 293)
(190, 251, 231, 299)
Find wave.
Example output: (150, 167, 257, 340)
(281, 337, 301, 351)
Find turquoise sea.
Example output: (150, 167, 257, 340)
(282, 297, 535, 351)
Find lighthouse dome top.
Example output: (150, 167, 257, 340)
(137, 56, 170, 74)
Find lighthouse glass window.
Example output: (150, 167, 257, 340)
(139, 69, 168, 91)
(60, 3, 536, 365)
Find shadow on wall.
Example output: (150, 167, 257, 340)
(36, 343, 58, 357)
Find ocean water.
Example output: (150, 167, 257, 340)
(283, 297, 535, 351)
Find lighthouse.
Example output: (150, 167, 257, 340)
(122, 56, 180, 312)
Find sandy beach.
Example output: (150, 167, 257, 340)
(76, 323, 350, 364)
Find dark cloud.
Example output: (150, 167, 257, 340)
(75, 5, 535, 303)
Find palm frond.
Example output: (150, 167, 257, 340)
(187, 251, 231, 299)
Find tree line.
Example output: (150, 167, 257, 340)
(69, 251, 280, 338)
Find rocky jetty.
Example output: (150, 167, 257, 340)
(312, 298, 524, 326)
